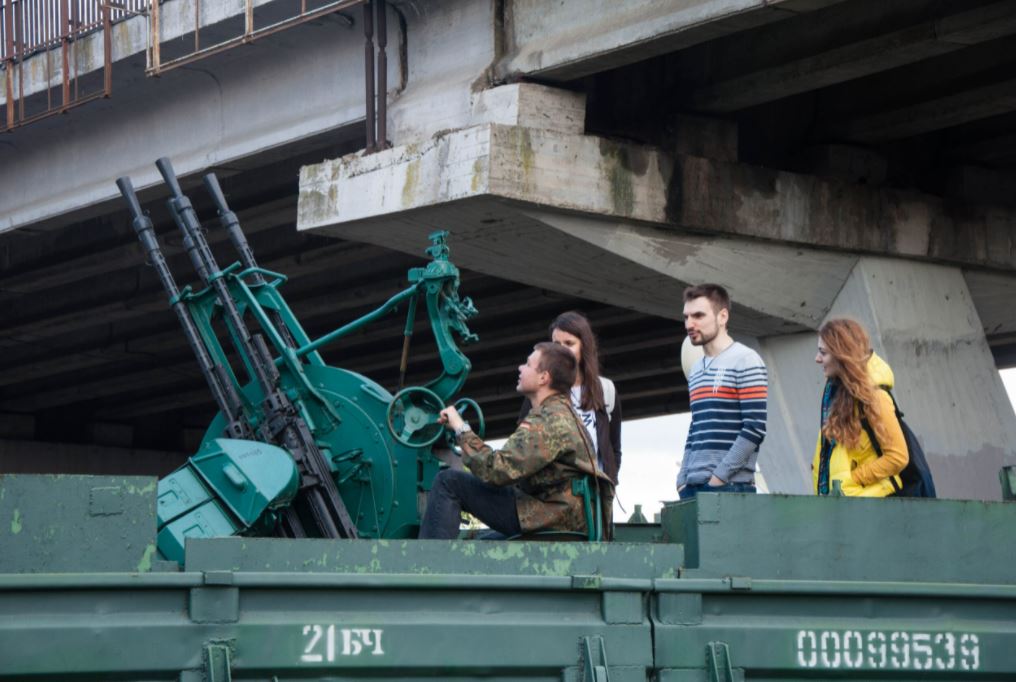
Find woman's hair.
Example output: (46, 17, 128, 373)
(550, 311, 604, 412)
(819, 318, 890, 448)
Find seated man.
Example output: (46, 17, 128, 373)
(418, 342, 611, 539)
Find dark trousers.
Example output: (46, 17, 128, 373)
(418, 469, 522, 539)
(679, 482, 757, 500)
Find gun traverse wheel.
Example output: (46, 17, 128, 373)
(453, 397, 485, 438)
(387, 387, 445, 447)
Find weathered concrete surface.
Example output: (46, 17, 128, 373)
(499, 0, 850, 81)
(298, 81, 1016, 342)
(687, 0, 1016, 112)
(386, 0, 497, 142)
(0, 19, 369, 233)
(537, 212, 855, 331)
(824, 258, 1016, 500)
(756, 332, 825, 494)
(300, 83, 1016, 274)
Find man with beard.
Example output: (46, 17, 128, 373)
(677, 284, 768, 499)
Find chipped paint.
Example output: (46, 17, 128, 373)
(10, 509, 22, 534)
(125, 480, 157, 496)
(136, 544, 157, 572)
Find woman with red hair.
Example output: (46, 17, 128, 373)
(813, 318, 908, 497)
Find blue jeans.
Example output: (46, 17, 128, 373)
(679, 482, 757, 500)
(419, 469, 522, 539)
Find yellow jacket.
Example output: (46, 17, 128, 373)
(812, 353, 908, 497)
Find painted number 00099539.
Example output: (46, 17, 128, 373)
(796, 630, 980, 671)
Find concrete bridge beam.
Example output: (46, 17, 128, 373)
(299, 83, 1016, 329)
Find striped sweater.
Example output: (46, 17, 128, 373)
(677, 341, 768, 487)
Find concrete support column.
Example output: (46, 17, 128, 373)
(760, 257, 1016, 500)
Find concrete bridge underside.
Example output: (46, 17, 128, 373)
(2, 0, 1016, 500)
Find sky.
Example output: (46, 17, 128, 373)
(610, 367, 1016, 521)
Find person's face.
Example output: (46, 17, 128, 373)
(815, 338, 840, 378)
(683, 297, 726, 346)
(517, 349, 546, 394)
(551, 328, 582, 361)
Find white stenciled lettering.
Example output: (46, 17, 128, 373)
(795, 629, 980, 671)
(911, 632, 932, 670)
(820, 631, 841, 668)
(301, 625, 323, 663)
(867, 631, 887, 668)
(797, 630, 817, 668)
(934, 632, 956, 670)
(890, 631, 910, 668)
(301, 625, 386, 663)
(342, 627, 360, 656)
(326, 624, 336, 662)
(843, 631, 863, 668)
(960, 633, 980, 671)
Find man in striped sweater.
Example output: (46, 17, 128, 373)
(677, 284, 768, 499)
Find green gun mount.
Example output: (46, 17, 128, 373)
(117, 160, 480, 563)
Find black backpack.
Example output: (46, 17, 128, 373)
(861, 387, 937, 498)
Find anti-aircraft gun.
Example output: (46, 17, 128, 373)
(117, 158, 481, 563)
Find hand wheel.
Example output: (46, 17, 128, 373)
(443, 396, 486, 450)
(386, 386, 445, 447)
(452, 397, 485, 438)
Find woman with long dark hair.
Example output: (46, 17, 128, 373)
(519, 311, 622, 483)
(813, 318, 908, 497)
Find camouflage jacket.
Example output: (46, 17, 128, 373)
(458, 393, 613, 533)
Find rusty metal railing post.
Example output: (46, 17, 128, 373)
(363, 0, 375, 153)
(4, 0, 15, 130)
(244, 0, 253, 42)
(60, 0, 69, 111)
(150, 0, 161, 75)
(376, 0, 388, 149)
(102, 0, 111, 97)
(15, 0, 23, 122)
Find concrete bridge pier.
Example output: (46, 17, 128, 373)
(759, 257, 1016, 500)
(298, 81, 1016, 500)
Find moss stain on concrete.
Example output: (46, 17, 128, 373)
(402, 160, 420, 208)
(471, 158, 484, 194)
(600, 142, 635, 217)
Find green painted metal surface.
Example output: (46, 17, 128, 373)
(661, 492, 1016, 583)
(0, 474, 156, 573)
(5, 475, 1016, 680)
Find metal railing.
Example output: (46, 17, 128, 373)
(147, 0, 364, 76)
(2, 0, 386, 152)
(1, 0, 148, 131)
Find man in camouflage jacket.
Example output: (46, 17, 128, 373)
(418, 342, 612, 539)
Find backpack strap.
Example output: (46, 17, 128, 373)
(599, 377, 616, 421)
(860, 392, 902, 494)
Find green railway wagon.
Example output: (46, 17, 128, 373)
(2, 474, 1015, 681)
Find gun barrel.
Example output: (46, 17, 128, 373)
(115, 174, 251, 439)
(115, 177, 144, 220)
(149, 158, 358, 540)
(202, 172, 260, 279)
(155, 157, 185, 198)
